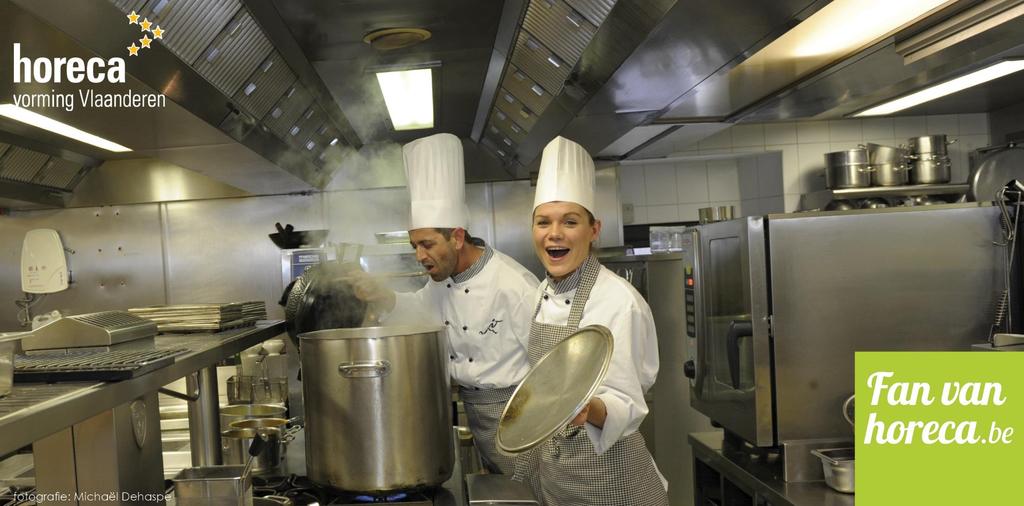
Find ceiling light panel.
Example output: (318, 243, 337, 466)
(0, 105, 132, 152)
(855, 60, 1024, 116)
(376, 68, 434, 131)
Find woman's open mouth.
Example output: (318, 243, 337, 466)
(546, 247, 570, 260)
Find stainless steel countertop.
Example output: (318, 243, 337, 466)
(0, 321, 286, 456)
(689, 432, 855, 506)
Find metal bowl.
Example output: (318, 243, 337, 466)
(496, 325, 614, 455)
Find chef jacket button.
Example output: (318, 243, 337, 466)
(464, 288, 470, 294)
(447, 283, 451, 288)
(445, 320, 450, 325)
(565, 299, 571, 305)
(468, 357, 474, 362)
(450, 355, 455, 360)
(462, 326, 468, 331)
(543, 295, 549, 300)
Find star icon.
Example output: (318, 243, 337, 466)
(139, 35, 152, 49)
(127, 43, 139, 56)
(127, 10, 140, 24)
(140, 18, 153, 32)
(151, 25, 165, 39)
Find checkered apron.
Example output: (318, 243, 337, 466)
(460, 385, 517, 474)
(513, 256, 668, 505)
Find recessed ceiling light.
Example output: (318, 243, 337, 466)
(376, 68, 433, 131)
(854, 60, 1024, 116)
(0, 104, 131, 152)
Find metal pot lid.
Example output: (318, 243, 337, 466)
(496, 325, 614, 455)
(968, 145, 1024, 202)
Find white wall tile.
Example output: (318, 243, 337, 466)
(894, 116, 927, 138)
(618, 166, 646, 205)
(796, 142, 830, 193)
(737, 157, 759, 200)
(926, 114, 960, 136)
(757, 153, 784, 197)
(758, 196, 785, 214)
(676, 162, 710, 203)
(698, 147, 733, 156)
(732, 146, 767, 154)
(678, 203, 704, 222)
(644, 164, 678, 205)
(740, 198, 760, 217)
(958, 113, 989, 136)
(829, 141, 860, 152)
(632, 206, 649, 224)
(767, 144, 799, 194)
(647, 204, 681, 224)
(828, 119, 862, 142)
(731, 124, 765, 147)
(784, 194, 802, 213)
(797, 121, 830, 143)
(862, 118, 894, 139)
(765, 122, 798, 145)
(699, 129, 733, 150)
(707, 160, 741, 201)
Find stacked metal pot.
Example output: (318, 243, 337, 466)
(906, 134, 954, 184)
(823, 135, 955, 190)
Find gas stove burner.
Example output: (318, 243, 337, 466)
(352, 492, 407, 503)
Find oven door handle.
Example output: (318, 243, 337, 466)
(726, 320, 753, 389)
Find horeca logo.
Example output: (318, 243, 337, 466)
(8, 9, 168, 111)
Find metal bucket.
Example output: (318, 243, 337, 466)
(300, 325, 453, 492)
(221, 427, 281, 474)
(172, 465, 252, 506)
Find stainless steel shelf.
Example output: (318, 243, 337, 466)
(0, 321, 286, 456)
(801, 183, 969, 210)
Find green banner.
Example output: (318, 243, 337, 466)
(856, 352, 1024, 504)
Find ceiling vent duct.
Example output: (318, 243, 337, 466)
(896, 0, 1024, 64)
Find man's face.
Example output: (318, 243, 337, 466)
(409, 228, 459, 281)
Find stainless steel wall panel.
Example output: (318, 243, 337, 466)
(141, 0, 242, 65)
(500, 64, 553, 115)
(494, 89, 539, 131)
(0, 147, 48, 184)
(492, 180, 544, 278)
(323, 188, 410, 245)
(0, 205, 167, 330)
(565, 0, 616, 27)
(195, 9, 274, 97)
(767, 205, 1001, 443)
(263, 85, 314, 141)
(511, 31, 571, 95)
(524, 0, 598, 66)
(233, 51, 297, 120)
(164, 194, 324, 318)
(646, 255, 716, 506)
(34, 158, 85, 190)
(595, 166, 623, 248)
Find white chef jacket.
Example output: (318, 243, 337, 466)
(533, 264, 659, 454)
(390, 246, 539, 390)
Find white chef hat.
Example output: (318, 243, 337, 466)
(403, 133, 468, 230)
(533, 136, 595, 213)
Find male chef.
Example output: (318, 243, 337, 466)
(355, 133, 538, 474)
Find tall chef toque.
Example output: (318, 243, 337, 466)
(403, 133, 468, 230)
(532, 136, 596, 213)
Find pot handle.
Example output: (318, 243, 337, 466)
(338, 360, 391, 378)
